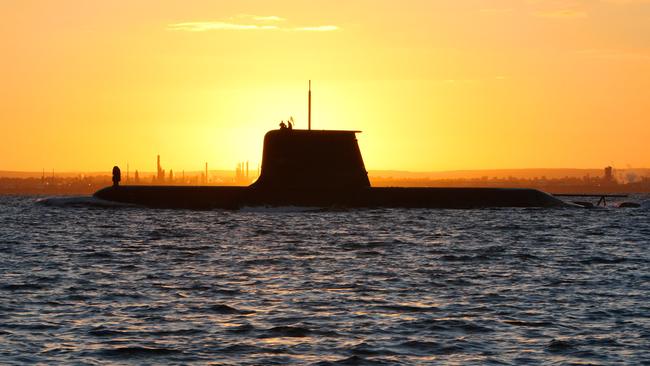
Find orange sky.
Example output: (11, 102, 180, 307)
(1, 0, 649, 172)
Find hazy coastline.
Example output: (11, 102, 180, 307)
(2, 168, 649, 195)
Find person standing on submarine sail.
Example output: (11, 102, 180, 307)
(112, 166, 121, 187)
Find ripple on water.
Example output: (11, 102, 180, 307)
(1, 283, 47, 291)
(205, 303, 255, 314)
(260, 325, 312, 338)
(0, 196, 648, 365)
(94, 346, 185, 359)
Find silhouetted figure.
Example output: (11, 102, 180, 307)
(288, 121, 293, 130)
(279, 121, 287, 129)
(112, 166, 121, 187)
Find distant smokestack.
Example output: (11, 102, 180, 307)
(308, 80, 311, 130)
(157, 155, 161, 181)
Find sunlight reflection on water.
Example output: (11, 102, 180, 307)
(0, 195, 649, 364)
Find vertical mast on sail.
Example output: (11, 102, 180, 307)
(308, 80, 312, 130)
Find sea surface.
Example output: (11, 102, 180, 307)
(1, 195, 649, 365)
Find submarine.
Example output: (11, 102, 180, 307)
(94, 83, 567, 209)
(95, 128, 566, 209)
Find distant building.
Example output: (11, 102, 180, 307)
(604, 166, 614, 182)
(157, 155, 165, 183)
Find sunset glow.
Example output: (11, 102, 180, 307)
(2, 0, 649, 173)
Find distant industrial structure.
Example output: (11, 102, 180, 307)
(156, 155, 165, 183)
(604, 166, 614, 183)
(120, 155, 260, 186)
(235, 161, 251, 183)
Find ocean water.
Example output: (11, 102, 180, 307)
(1, 195, 649, 365)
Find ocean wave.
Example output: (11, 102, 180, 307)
(3, 195, 649, 365)
(239, 205, 326, 213)
(205, 303, 254, 315)
(36, 196, 137, 208)
(1, 283, 47, 291)
(313, 355, 394, 366)
(260, 325, 312, 338)
(96, 346, 183, 358)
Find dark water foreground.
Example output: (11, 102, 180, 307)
(1, 196, 649, 365)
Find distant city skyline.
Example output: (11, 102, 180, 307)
(2, 165, 649, 184)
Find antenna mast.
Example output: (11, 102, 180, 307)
(308, 80, 312, 130)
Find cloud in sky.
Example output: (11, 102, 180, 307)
(168, 22, 278, 31)
(168, 15, 338, 32)
(533, 9, 588, 18)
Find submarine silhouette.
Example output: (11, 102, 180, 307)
(94, 82, 566, 209)
(94, 128, 566, 209)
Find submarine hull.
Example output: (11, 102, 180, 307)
(94, 129, 569, 209)
(94, 186, 567, 209)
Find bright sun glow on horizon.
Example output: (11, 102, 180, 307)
(1, 0, 649, 173)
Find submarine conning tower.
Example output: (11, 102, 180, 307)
(251, 129, 370, 190)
